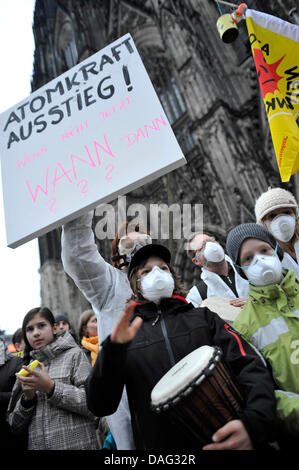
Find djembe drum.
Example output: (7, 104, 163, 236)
(151, 345, 244, 447)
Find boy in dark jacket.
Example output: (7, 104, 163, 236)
(85, 244, 279, 450)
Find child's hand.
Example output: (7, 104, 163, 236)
(16, 377, 36, 401)
(17, 363, 54, 395)
(229, 298, 248, 308)
(202, 420, 253, 450)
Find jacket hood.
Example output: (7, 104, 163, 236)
(30, 330, 78, 362)
(133, 295, 192, 321)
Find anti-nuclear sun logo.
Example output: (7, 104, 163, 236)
(253, 48, 285, 98)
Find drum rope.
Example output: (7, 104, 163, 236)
(195, 378, 231, 426)
(152, 346, 244, 446)
(168, 401, 210, 445)
(196, 347, 242, 421)
(207, 373, 240, 418)
(215, 362, 244, 408)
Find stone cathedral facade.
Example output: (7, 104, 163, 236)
(31, 0, 299, 328)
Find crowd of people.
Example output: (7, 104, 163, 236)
(0, 186, 299, 451)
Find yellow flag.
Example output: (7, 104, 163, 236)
(246, 9, 299, 182)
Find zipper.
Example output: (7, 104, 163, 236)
(152, 310, 161, 326)
(224, 323, 246, 357)
(152, 308, 176, 367)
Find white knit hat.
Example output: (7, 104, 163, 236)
(255, 187, 298, 225)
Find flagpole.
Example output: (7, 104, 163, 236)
(213, 0, 223, 16)
(217, 1, 240, 8)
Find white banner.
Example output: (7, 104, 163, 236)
(0, 33, 186, 248)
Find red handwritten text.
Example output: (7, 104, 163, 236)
(98, 96, 132, 124)
(61, 120, 89, 141)
(120, 115, 167, 147)
(25, 134, 115, 207)
(17, 147, 48, 169)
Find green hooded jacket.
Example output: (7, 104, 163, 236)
(233, 269, 299, 436)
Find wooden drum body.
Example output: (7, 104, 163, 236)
(151, 346, 244, 446)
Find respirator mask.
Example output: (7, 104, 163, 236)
(138, 266, 174, 303)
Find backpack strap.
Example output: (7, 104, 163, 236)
(196, 279, 208, 301)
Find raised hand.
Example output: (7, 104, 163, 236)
(111, 301, 143, 344)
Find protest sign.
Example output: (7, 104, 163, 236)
(0, 33, 186, 248)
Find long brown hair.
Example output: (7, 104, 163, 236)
(22, 307, 56, 364)
(78, 309, 96, 339)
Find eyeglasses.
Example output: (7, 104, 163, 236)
(118, 233, 152, 255)
(193, 237, 215, 259)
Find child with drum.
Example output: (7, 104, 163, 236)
(226, 223, 299, 446)
(85, 243, 279, 450)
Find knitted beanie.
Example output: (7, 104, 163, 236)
(55, 314, 71, 326)
(255, 187, 298, 225)
(226, 223, 284, 278)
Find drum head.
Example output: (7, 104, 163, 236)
(151, 345, 217, 407)
(200, 297, 241, 325)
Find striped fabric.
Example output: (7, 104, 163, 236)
(250, 316, 289, 349)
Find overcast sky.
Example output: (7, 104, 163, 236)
(0, 0, 40, 335)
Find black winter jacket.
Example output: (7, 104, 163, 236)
(85, 296, 278, 450)
(0, 354, 27, 449)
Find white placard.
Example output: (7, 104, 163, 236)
(0, 33, 186, 248)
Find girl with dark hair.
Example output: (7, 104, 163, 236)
(21, 307, 54, 365)
(7, 307, 99, 450)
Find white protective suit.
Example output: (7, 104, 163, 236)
(186, 255, 249, 307)
(61, 211, 135, 450)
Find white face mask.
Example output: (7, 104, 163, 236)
(242, 252, 283, 286)
(139, 266, 175, 304)
(267, 214, 296, 242)
(202, 242, 225, 264)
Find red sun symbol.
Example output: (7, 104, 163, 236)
(253, 48, 285, 98)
